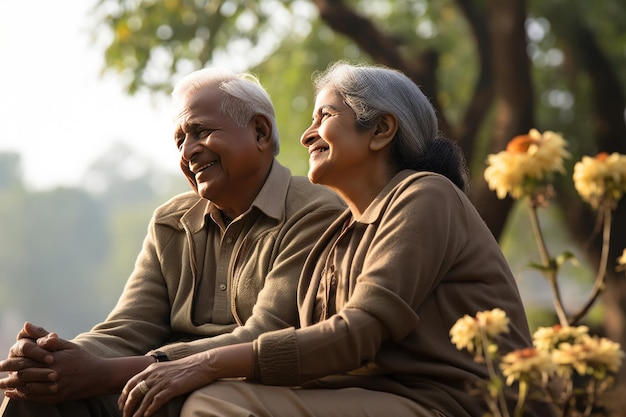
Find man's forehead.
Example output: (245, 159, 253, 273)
(174, 89, 224, 126)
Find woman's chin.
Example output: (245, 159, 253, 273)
(307, 169, 324, 185)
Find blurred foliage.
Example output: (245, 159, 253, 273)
(0, 147, 187, 344)
(90, 0, 491, 175)
(89, 0, 626, 183)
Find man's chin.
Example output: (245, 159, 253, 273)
(181, 172, 199, 193)
(196, 184, 215, 200)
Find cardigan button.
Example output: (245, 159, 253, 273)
(219, 283, 227, 291)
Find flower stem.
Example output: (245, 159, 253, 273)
(513, 380, 528, 417)
(480, 332, 510, 417)
(526, 198, 569, 326)
(569, 203, 612, 325)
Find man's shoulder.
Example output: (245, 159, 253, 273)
(286, 176, 346, 211)
(152, 191, 204, 222)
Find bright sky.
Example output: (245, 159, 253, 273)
(0, 0, 180, 190)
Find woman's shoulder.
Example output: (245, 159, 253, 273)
(393, 170, 463, 198)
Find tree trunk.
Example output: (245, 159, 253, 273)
(471, 0, 534, 237)
(549, 7, 626, 388)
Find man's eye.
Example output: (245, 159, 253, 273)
(175, 137, 184, 150)
(198, 129, 213, 138)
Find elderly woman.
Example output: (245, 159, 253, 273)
(119, 62, 538, 417)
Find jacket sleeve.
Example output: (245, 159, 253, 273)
(72, 213, 173, 357)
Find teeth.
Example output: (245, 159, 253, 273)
(193, 161, 216, 174)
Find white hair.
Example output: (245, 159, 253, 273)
(172, 68, 279, 155)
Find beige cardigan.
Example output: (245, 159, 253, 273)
(254, 170, 535, 417)
(73, 161, 345, 361)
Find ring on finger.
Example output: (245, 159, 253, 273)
(137, 380, 149, 395)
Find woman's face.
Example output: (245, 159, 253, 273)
(300, 87, 375, 188)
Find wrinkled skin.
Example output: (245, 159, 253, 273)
(0, 322, 106, 403)
(118, 352, 215, 417)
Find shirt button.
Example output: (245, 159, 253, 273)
(225, 237, 233, 244)
(219, 283, 227, 291)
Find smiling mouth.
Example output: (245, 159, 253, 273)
(193, 161, 216, 174)
(310, 147, 329, 155)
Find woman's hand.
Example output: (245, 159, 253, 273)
(118, 351, 217, 417)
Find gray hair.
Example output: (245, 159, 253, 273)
(313, 61, 438, 169)
(172, 68, 280, 155)
(313, 62, 469, 191)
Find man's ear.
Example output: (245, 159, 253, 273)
(369, 113, 398, 151)
(253, 114, 273, 151)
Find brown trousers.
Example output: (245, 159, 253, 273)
(0, 395, 185, 417)
(1, 383, 446, 417)
(181, 380, 445, 417)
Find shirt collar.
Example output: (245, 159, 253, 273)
(357, 170, 424, 225)
(191, 159, 289, 231)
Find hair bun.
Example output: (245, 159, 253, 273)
(413, 137, 469, 191)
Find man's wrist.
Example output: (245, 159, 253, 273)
(149, 351, 169, 362)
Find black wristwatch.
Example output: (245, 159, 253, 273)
(150, 351, 170, 362)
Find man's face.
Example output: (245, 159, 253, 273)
(174, 86, 269, 215)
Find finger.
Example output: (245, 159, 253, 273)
(0, 356, 51, 373)
(17, 322, 50, 341)
(37, 332, 60, 352)
(122, 382, 150, 417)
(3, 387, 60, 405)
(0, 374, 19, 390)
(119, 374, 141, 410)
(142, 387, 173, 417)
(0, 367, 57, 389)
(18, 367, 58, 384)
(8, 339, 53, 365)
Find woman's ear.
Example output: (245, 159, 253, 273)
(252, 114, 273, 151)
(369, 113, 398, 151)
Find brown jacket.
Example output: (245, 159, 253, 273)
(73, 161, 345, 360)
(254, 171, 534, 417)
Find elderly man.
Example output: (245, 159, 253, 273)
(0, 68, 345, 416)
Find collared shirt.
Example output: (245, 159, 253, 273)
(193, 160, 295, 325)
(73, 159, 346, 362)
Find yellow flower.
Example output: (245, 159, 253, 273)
(500, 347, 556, 385)
(617, 248, 626, 272)
(450, 314, 479, 352)
(573, 152, 626, 209)
(588, 337, 624, 373)
(450, 309, 509, 353)
(532, 324, 589, 352)
(552, 334, 624, 377)
(484, 129, 570, 199)
(476, 308, 510, 337)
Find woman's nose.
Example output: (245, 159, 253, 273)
(300, 126, 316, 147)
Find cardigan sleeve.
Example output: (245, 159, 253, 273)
(72, 213, 174, 357)
(343, 175, 468, 339)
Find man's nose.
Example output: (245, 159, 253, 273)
(180, 135, 200, 161)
